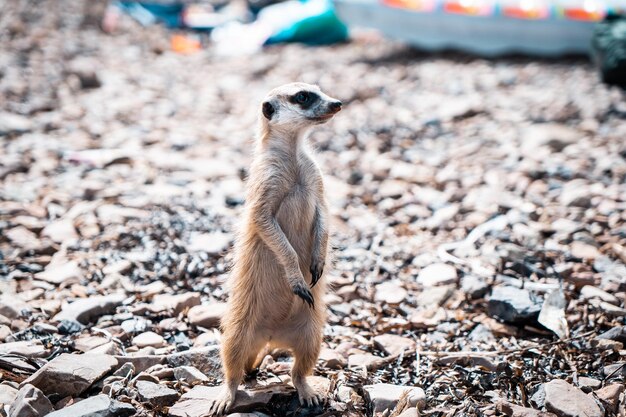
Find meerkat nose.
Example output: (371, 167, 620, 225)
(329, 101, 342, 112)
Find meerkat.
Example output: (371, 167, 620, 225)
(208, 83, 342, 416)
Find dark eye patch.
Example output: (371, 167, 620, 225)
(289, 91, 319, 109)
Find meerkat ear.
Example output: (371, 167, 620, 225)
(262, 101, 275, 120)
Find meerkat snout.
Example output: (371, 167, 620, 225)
(261, 82, 342, 127)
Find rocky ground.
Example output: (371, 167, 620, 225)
(1, 1, 626, 417)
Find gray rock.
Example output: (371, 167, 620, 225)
(167, 346, 221, 376)
(373, 334, 416, 357)
(0, 295, 30, 319)
(0, 112, 32, 136)
(133, 331, 166, 348)
(488, 286, 542, 323)
(417, 263, 458, 287)
(416, 285, 454, 307)
(169, 383, 294, 417)
(0, 341, 48, 358)
(576, 377, 601, 393)
(53, 294, 126, 324)
(461, 275, 490, 299)
(21, 353, 118, 397)
(597, 326, 626, 344)
(544, 379, 602, 417)
(0, 384, 18, 406)
(374, 282, 407, 304)
(151, 293, 201, 315)
(595, 384, 624, 413)
(173, 366, 209, 385)
(363, 383, 426, 414)
(135, 380, 179, 406)
(187, 232, 231, 254)
(8, 384, 53, 417)
(497, 401, 557, 417)
(46, 394, 135, 417)
(187, 303, 228, 328)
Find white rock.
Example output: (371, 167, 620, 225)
(417, 263, 457, 287)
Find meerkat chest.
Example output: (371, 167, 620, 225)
(275, 164, 320, 241)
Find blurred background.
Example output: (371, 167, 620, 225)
(1, 1, 626, 416)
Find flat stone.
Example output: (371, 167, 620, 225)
(187, 232, 232, 254)
(74, 335, 110, 352)
(151, 293, 201, 315)
(135, 380, 179, 406)
(102, 260, 133, 275)
(363, 383, 426, 414)
(415, 285, 454, 307)
(35, 261, 82, 284)
(0, 383, 18, 406)
(6, 226, 40, 250)
(167, 346, 221, 376)
(522, 124, 579, 153)
(597, 326, 626, 343)
(169, 382, 294, 417)
(570, 242, 601, 260)
(0, 324, 10, 341)
(602, 362, 626, 378)
(187, 303, 228, 328)
(21, 353, 118, 397)
(114, 355, 166, 373)
(41, 219, 79, 243)
(497, 401, 557, 417)
(0, 340, 48, 358)
(374, 282, 407, 304)
(461, 275, 490, 299)
(8, 384, 54, 417)
(0, 112, 33, 136)
(348, 353, 387, 370)
(595, 383, 624, 412)
(488, 286, 542, 324)
(373, 334, 416, 357)
(318, 347, 347, 369)
(53, 293, 126, 324)
(580, 285, 619, 305)
(46, 394, 136, 417)
(576, 377, 601, 393)
(417, 263, 458, 287)
(543, 379, 602, 417)
(133, 331, 166, 348)
(173, 366, 209, 385)
(0, 295, 31, 319)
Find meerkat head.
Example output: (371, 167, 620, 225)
(260, 82, 342, 132)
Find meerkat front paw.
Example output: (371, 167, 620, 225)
(292, 280, 315, 307)
(309, 257, 324, 288)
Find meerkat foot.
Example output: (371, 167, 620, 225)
(309, 259, 324, 288)
(295, 380, 324, 407)
(208, 386, 235, 416)
(292, 281, 314, 307)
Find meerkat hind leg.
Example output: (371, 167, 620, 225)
(290, 330, 324, 407)
(210, 332, 264, 416)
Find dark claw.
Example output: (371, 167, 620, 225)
(310, 263, 323, 288)
(293, 283, 315, 308)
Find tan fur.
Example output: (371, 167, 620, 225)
(208, 83, 341, 415)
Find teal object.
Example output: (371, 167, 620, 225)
(266, 0, 348, 45)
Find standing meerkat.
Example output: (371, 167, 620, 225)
(209, 82, 342, 416)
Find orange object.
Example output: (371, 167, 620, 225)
(382, 0, 436, 11)
(562, 7, 604, 21)
(171, 34, 202, 54)
(443, 0, 493, 16)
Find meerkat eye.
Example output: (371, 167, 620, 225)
(295, 91, 310, 104)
